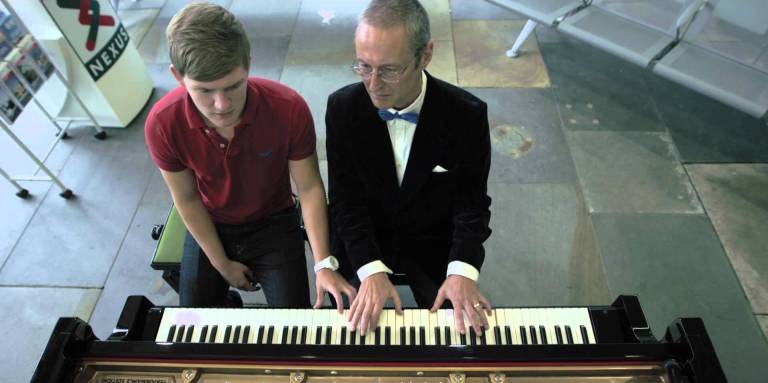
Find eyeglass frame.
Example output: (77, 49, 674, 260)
(351, 56, 419, 83)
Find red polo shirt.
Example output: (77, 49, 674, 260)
(145, 78, 315, 224)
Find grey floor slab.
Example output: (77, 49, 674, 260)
(470, 87, 577, 184)
(483, 183, 610, 307)
(450, 0, 523, 20)
(0, 181, 49, 269)
(422, 0, 452, 41)
(0, 94, 159, 287)
(541, 41, 665, 132)
(0, 287, 99, 383)
(592, 213, 768, 383)
(760, 316, 768, 339)
(687, 164, 768, 314)
(568, 131, 702, 214)
(88, 170, 177, 339)
(230, 0, 301, 38)
(644, 73, 768, 163)
(279, 64, 359, 141)
(285, 0, 362, 66)
(249, 36, 292, 81)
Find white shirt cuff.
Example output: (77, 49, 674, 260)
(447, 261, 479, 282)
(356, 260, 393, 282)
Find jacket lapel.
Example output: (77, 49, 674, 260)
(351, 92, 400, 198)
(397, 74, 450, 207)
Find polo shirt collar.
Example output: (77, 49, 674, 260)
(183, 79, 261, 130)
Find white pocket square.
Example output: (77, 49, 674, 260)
(432, 165, 449, 173)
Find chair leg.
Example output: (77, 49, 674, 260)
(507, 19, 538, 58)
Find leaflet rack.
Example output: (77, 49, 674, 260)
(0, 5, 108, 199)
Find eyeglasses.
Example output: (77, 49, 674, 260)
(351, 60, 414, 83)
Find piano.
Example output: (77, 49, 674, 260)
(32, 295, 726, 383)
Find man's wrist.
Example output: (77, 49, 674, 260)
(313, 255, 339, 273)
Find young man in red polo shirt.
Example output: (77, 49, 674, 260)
(145, 3, 355, 308)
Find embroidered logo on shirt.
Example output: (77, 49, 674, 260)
(257, 150, 273, 158)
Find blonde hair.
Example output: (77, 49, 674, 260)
(166, 2, 250, 81)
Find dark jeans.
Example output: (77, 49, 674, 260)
(180, 207, 310, 308)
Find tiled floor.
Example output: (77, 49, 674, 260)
(1, 1, 767, 382)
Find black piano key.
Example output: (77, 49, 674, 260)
(185, 325, 195, 342)
(325, 326, 332, 345)
(256, 326, 265, 344)
(519, 326, 528, 345)
(385, 327, 392, 346)
(266, 326, 275, 344)
(468, 328, 477, 345)
(375, 327, 381, 345)
(529, 325, 538, 345)
(410, 326, 416, 346)
(300, 326, 307, 344)
(539, 326, 547, 345)
(316, 326, 323, 344)
(504, 326, 513, 345)
(210, 325, 218, 343)
(459, 332, 467, 345)
(290, 326, 298, 345)
(281, 326, 289, 344)
(398, 327, 405, 345)
(434, 327, 442, 346)
(175, 325, 185, 342)
(480, 328, 487, 345)
(555, 326, 563, 345)
(360, 332, 366, 345)
(242, 326, 250, 344)
(494, 326, 502, 345)
(340, 328, 347, 345)
(444, 326, 451, 345)
(199, 325, 209, 343)
(420, 327, 426, 346)
(166, 325, 176, 342)
(352, 329, 359, 345)
(565, 325, 574, 344)
(233, 326, 241, 344)
(224, 325, 232, 343)
(580, 325, 590, 344)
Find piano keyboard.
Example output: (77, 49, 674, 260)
(154, 308, 596, 346)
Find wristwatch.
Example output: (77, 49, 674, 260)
(313, 255, 339, 273)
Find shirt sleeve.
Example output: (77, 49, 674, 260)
(144, 112, 186, 172)
(288, 92, 316, 161)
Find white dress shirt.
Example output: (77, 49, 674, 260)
(356, 71, 480, 284)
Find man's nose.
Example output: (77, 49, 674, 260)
(213, 92, 231, 111)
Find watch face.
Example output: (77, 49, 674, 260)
(329, 256, 339, 269)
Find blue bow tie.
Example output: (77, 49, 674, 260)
(378, 109, 419, 124)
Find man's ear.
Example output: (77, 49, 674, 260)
(420, 40, 434, 69)
(169, 64, 185, 86)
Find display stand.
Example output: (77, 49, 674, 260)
(0, 6, 105, 199)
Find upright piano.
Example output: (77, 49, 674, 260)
(32, 295, 726, 383)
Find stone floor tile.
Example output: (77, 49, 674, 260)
(483, 183, 610, 306)
(279, 64, 359, 138)
(450, 0, 523, 20)
(542, 42, 664, 132)
(118, 8, 160, 47)
(454, 20, 550, 88)
(230, 0, 301, 38)
(644, 73, 768, 163)
(687, 164, 768, 314)
(429, 40, 458, 85)
(470, 87, 577, 184)
(593, 213, 768, 383)
(0, 287, 99, 383)
(568, 131, 702, 214)
(422, 0, 452, 41)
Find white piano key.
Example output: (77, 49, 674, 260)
(484, 309, 497, 345)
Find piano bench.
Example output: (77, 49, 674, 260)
(150, 204, 186, 293)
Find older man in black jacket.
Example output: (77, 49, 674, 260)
(326, 0, 492, 336)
